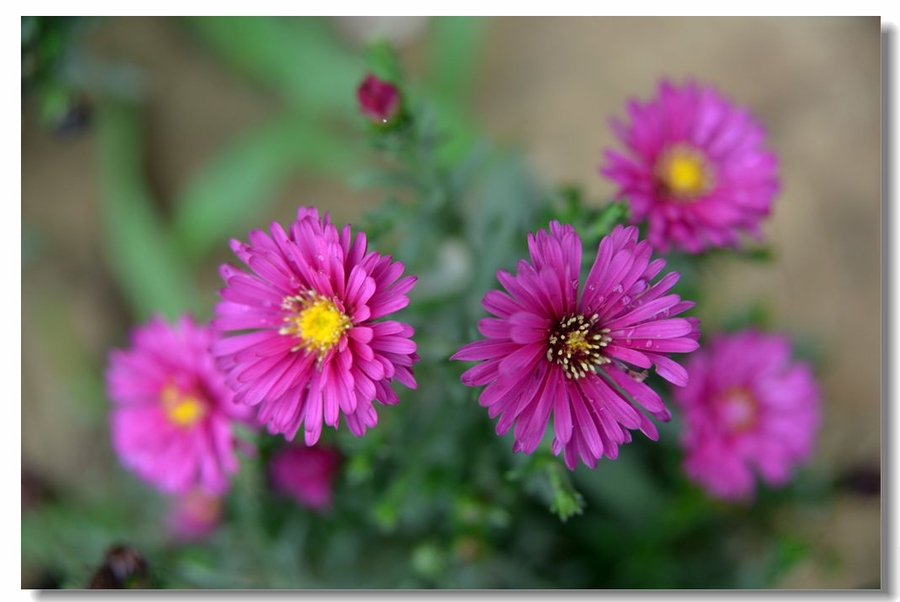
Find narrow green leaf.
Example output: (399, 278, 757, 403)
(425, 17, 488, 104)
(95, 101, 202, 320)
(182, 17, 364, 116)
(170, 115, 359, 261)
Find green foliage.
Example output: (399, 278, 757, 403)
(171, 114, 360, 262)
(95, 102, 203, 320)
(182, 17, 364, 117)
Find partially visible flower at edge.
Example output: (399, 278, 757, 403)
(451, 222, 700, 470)
(212, 206, 418, 445)
(600, 78, 780, 254)
(357, 72, 402, 125)
(106, 315, 255, 495)
(673, 328, 821, 502)
(268, 443, 343, 512)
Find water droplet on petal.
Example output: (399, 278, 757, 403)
(621, 295, 632, 306)
(645, 340, 653, 348)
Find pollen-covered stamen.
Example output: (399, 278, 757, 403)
(545, 313, 613, 379)
(655, 144, 714, 201)
(280, 291, 352, 360)
(160, 383, 207, 428)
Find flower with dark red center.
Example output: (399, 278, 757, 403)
(212, 206, 418, 445)
(673, 328, 821, 501)
(451, 222, 700, 470)
(106, 315, 254, 495)
(600, 79, 780, 253)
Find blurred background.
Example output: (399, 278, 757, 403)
(21, 16, 881, 588)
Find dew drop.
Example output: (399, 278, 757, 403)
(612, 285, 623, 294)
(621, 295, 632, 306)
(645, 340, 653, 348)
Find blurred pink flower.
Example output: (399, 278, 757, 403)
(166, 489, 222, 543)
(268, 444, 343, 512)
(106, 316, 254, 495)
(452, 223, 700, 469)
(673, 328, 821, 501)
(600, 79, 780, 254)
(212, 206, 418, 445)
(357, 73, 402, 124)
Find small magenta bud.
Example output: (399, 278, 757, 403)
(356, 73, 402, 125)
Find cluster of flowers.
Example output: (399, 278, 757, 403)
(105, 76, 820, 540)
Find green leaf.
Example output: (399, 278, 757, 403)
(366, 39, 404, 83)
(183, 17, 364, 116)
(425, 17, 488, 105)
(95, 102, 202, 320)
(170, 115, 359, 261)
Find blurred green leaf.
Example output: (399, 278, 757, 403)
(720, 300, 774, 333)
(183, 17, 364, 117)
(171, 115, 359, 261)
(413, 17, 487, 166)
(425, 17, 487, 106)
(366, 39, 404, 83)
(95, 102, 202, 320)
(573, 449, 667, 524)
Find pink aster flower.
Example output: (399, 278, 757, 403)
(212, 206, 418, 445)
(106, 315, 255, 495)
(268, 444, 343, 512)
(165, 489, 222, 543)
(673, 329, 821, 502)
(451, 222, 700, 470)
(600, 79, 780, 253)
(357, 73, 402, 124)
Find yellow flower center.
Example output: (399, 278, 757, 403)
(717, 386, 758, 434)
(655, 145, 713, 200)
(161, 384, 207, 428)
(280, 292, 352, 359)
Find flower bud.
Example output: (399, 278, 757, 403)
(356, 73, 401, 125)
(87, 544, 149, 589)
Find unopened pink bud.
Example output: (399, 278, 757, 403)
(356, 73, 401, 124)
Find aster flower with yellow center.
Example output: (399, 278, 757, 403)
(106, 316, 255, 495)
(212, 206, 418, 445)
(452, 222, 700, 470)
(601, 79, 779, 253)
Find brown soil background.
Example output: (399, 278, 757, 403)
(21, 17, 882, 588)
